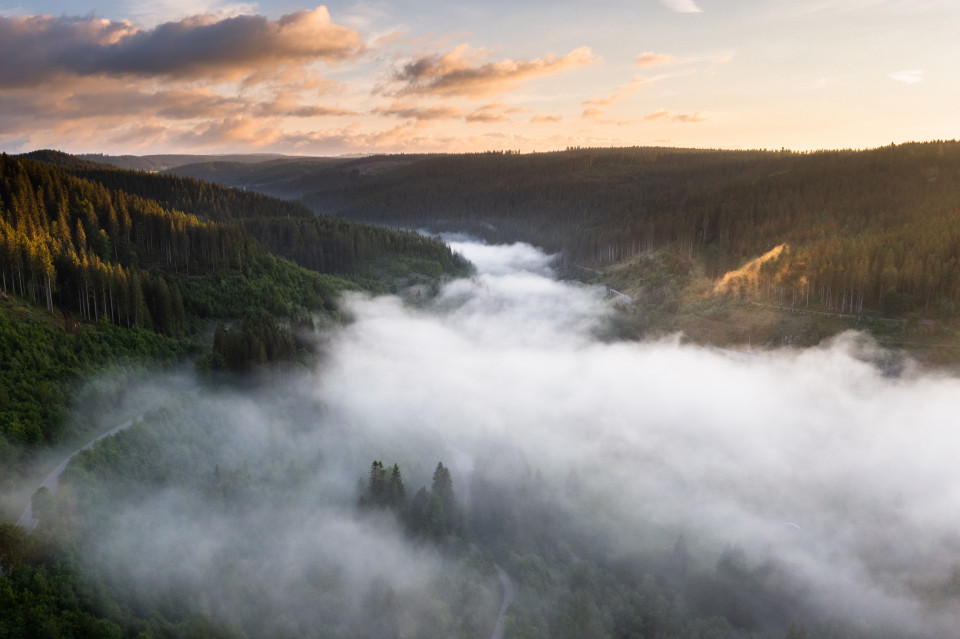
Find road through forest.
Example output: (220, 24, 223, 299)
(15, 416, 141, 532)
(15, 395, 517, 638)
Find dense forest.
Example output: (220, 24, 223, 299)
(163, 142, 960, 320)
(0, 152, 468, 473)
(26, 151, 470, 284)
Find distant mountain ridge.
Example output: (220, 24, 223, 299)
(159, 143, 960, 323)
(77, 152, 298, 172)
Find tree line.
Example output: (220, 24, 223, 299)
(359, 460, 465, 540)
(280, 141, 960, 318)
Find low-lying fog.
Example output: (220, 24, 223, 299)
(75, 239, 960, 637)
(322, 239, 960, 635)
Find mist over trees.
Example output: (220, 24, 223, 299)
(5, 144, 960, 639)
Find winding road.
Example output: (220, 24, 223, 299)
(15, 396, 517, 639)
(15, 416, 140, 532)
(490, 562, 516, 639)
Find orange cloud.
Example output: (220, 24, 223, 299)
(0, 8, 364, 87)
(374, 103, 466, 120)
(256, 93, 356, 118)
(465, 104, 527, 123)
(182, 116, 284, 148)
(391, 45, 597, 97)
(531, 114, 562, 123)
(635, 52, 675, 68)
(277, 120, 438, 154)
(644, 109, 706, 123)
(582, 76, 649, 110)
(581, 106, 607, 121)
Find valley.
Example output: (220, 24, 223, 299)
(2, 149, 960, 638)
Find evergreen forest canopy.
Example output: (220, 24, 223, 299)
(159, 141, 960, 322)
(0, 151, 468, 469)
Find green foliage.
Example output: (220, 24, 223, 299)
(1, 152, 467, 336)
(0, 296, 194, 471)
(204, 315, 299, 373)
(176, 254, 352, 320)
(359, 460, 465, 541)
(55, 155, 472, 284)
(271, 142, 960, 319)
(0, 151, 466, 473)
(242, 216, 472, 282)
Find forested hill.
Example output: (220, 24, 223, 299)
(0, 152, 467, 466)
(76, 152, 292, 172)
(5, 151, 466, 300)
(164, 142, 960, 321)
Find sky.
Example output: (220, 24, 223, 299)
(0, 0, 956, 155)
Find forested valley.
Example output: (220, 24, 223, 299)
(154, 142, 960, 358)
(5, 145, 960, 639)
(0, 151, 468, 471)
(2, 383, 882, 639)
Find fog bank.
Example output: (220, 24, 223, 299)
(316, 239, 960, 636)
(58, 239, 960, 637)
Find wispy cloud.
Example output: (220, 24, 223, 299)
(659, 0, 703, 14)
(465, 103, 528, 123)
(644, 109, 706, 123)
(531, 114, 562, 123)
(889, 69, 923, 84)
(127, 0, 258, 26)
(374, 102, 466, 121)
(582, 76, 650, 109)
(373, 101, 526, 125)
(389, 44, 597, 97)
(635, 51, 675, 68)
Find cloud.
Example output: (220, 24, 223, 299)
(465, 103, 527, 123)
(583, 75, 650, 109)
(580, 106, 605, 121)
(889, 69, 923, 84)
(179, 115, 284, 147)
(644, 109, 706, 123)
(0, 8, 364, 87)
(374, 103, 466, 121)
(659, 0, 704, 13)
(276, 120, 438, 154)
(313, 241, 960, 637)
(390, 44, 597, 97)
(283, 105, 357, 118)
(635, 51, 675, 68)
(39, 240, 960, 638)
(126, 0, 258, 26)
(257, 94, 356, 118)
(372, 102, 525, 125)
(530, 114, 562, 123)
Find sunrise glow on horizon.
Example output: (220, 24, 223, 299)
(0, 0, 956, 156)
